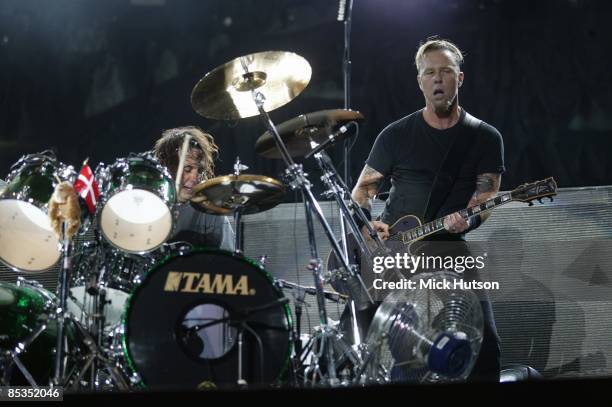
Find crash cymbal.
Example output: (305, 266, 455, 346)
(255, 109, 364, 159)
(191, 51, 312, 120)
(190, 174, 285, 215)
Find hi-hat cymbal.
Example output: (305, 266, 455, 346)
(190, 174, 285, 215)
(255, 109, 364, 159)
(191, 51, 312, 120)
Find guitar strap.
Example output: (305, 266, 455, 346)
(422, 110, 482, 223)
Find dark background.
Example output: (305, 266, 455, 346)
(1, 0, 611, 195)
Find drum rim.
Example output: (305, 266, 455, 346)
(119, 247, 293, 388)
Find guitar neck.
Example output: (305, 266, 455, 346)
(394, 192, 514, 243)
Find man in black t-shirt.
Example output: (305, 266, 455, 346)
(153, 126, 234, 251)
(351, 38, 504, 382)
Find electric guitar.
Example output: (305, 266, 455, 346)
(326, 177, 558, 294)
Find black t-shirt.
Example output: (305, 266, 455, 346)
(366, 108, 505, 231)
(170, 203, 235, 251)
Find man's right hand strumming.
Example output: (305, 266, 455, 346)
(352, 164, 389, 242)
(362, 220, 390, 242)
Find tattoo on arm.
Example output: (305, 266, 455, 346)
(352, 165, 384, 211)
(468, 173, 501, 222)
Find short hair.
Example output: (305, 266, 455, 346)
(153, 125, 218, 181)
(414, 37, 464, 73)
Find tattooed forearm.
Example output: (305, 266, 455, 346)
(352, 165, 384, 210)
(468, 173, 501, 222)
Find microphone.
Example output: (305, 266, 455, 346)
(304, 122, 357, 160)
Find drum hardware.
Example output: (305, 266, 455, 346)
(52, 221, 73, 385)
(1, 319, 48, 387)
(254, 109, 364, 160)
(183, 296, 290, 387)
(276, 279, 348, 304)
(275, 278, 349, 384)
(65, 233, 148, 391)
(53, 220, 126, 390)
(258, 255, 268, 267)
(231, 157, 248, 255)
(0, 276, 91, 388)
(63, 322, 130, 392)
(191, 50, 372, 386)
(262, 111, 383, 365)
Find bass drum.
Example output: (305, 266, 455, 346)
(0, 280, 87, 386)
(121, 248, 292, 389)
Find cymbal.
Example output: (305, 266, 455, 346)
(255, 109, 364, 159)
(191, 51, 312, 120)
(190, 174, 285, 215)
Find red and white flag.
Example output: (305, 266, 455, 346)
(74, 162, 100, 215)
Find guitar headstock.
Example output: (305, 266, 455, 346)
(511, 177, 557, 205)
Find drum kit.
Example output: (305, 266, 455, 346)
(0, 50, 480, 391)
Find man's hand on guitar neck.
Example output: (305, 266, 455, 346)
(443, 212, 470, 234)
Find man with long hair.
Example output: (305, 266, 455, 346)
(154, 125, 234, 249)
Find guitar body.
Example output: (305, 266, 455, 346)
(325, 214, 422, 300)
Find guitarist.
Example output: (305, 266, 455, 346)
(350, 38, 504, 382)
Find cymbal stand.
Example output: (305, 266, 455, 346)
(313, 149, 385, 355)
(240, 67, 372, 386)
(233, 157, 249, 255)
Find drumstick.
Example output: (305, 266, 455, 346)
(175, 133, 192, 196)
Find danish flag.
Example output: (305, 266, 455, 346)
(73, 160, 100, 215)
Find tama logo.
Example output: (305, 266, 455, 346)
(164, 272, 256, 296)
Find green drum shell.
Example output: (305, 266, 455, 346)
(0, 283, 50, 345)
(102, 157, 176, 205)
(0, 282, 85, 386)
(0, 160, 58, 207)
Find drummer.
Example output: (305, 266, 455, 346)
(153, 125, 235, 250)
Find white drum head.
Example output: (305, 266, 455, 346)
(68, 286, 129, 328)
(100, 189, 172, 253)
(0, 200, 60, 272)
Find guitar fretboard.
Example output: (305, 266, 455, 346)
(388, 192, 513, 243)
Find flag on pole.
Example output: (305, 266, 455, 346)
(73, 159, 100, 215)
